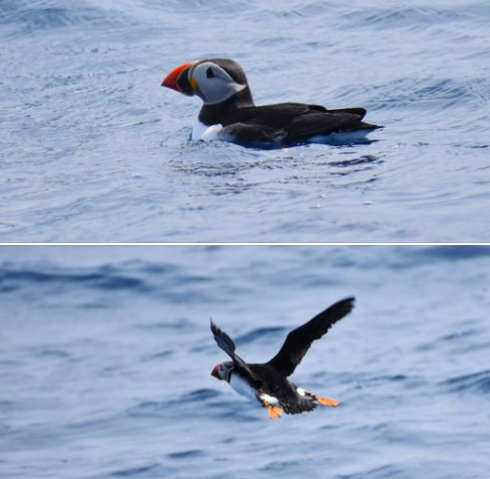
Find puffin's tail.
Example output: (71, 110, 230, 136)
(356, 121, 383, 130)
(327, 108, 383, 130)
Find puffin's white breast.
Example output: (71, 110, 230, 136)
(229, 373, 279, 406)
(229, 373, 260, 405)
(192, 120, 223, 141)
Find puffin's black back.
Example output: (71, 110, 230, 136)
(249, 364, 316, 414)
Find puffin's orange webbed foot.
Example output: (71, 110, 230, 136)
(314, 396, 340, 407)
(267, 406, 283, 419)
(262, 399, 283, 418)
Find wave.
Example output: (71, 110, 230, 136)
(0, 0, 112, 35)
(234, 326, 287, 345)
(167, 449, 204, 460)
(0, 264, 152, 294)
(337, 5, 478, 31)
(442, 370, 490, 393)
(365, 77, 482, 113)
(412, 245, 490, 262)
(0, 259, 218, 305)
(109, 463, 161, 477)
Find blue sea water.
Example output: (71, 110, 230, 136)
(1, 245, 489, 478)
(1, 0, 490, 242)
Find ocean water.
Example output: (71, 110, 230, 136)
(1, 245, 489, 478)
(1, 0, 490, 242)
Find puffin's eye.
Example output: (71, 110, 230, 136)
(206, 67, 215, 78)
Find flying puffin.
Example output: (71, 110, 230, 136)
(210, 297, 355, 418)
(162, 58, 380, 147)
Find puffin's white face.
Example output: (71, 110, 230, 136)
(211, 362, 233, 382)
(189, 62, 246, 105)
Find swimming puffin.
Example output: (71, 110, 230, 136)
(210, 297, 355, 418)
(162, 58, 380, 147)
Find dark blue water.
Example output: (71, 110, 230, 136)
(1, 1, 490, 242)
(1, 246, 489, 478)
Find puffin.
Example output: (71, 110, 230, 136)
(162, 58, 380, 147)
(210, 297, 355, 418)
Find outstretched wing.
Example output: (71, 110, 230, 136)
(210, 320, 262, 384)
(266, 297, 355, 377)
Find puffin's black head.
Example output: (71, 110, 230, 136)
(162, 58, 253, 105)
(210, 361, 233, 382)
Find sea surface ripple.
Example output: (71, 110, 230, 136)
(1, 1, 490, 241)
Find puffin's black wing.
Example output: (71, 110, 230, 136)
(217, 103, 378, 145)
(283, 112, 377, 143)
(210, 320, 262, 384)
(227, 103, 326, 129)
(327, 107, 367, 119)
(266, 297, 355, 377)
(222, 123, 285, 144)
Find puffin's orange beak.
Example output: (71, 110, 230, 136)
(211, 364, 221, 380)
(161, 61, 197, 92)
